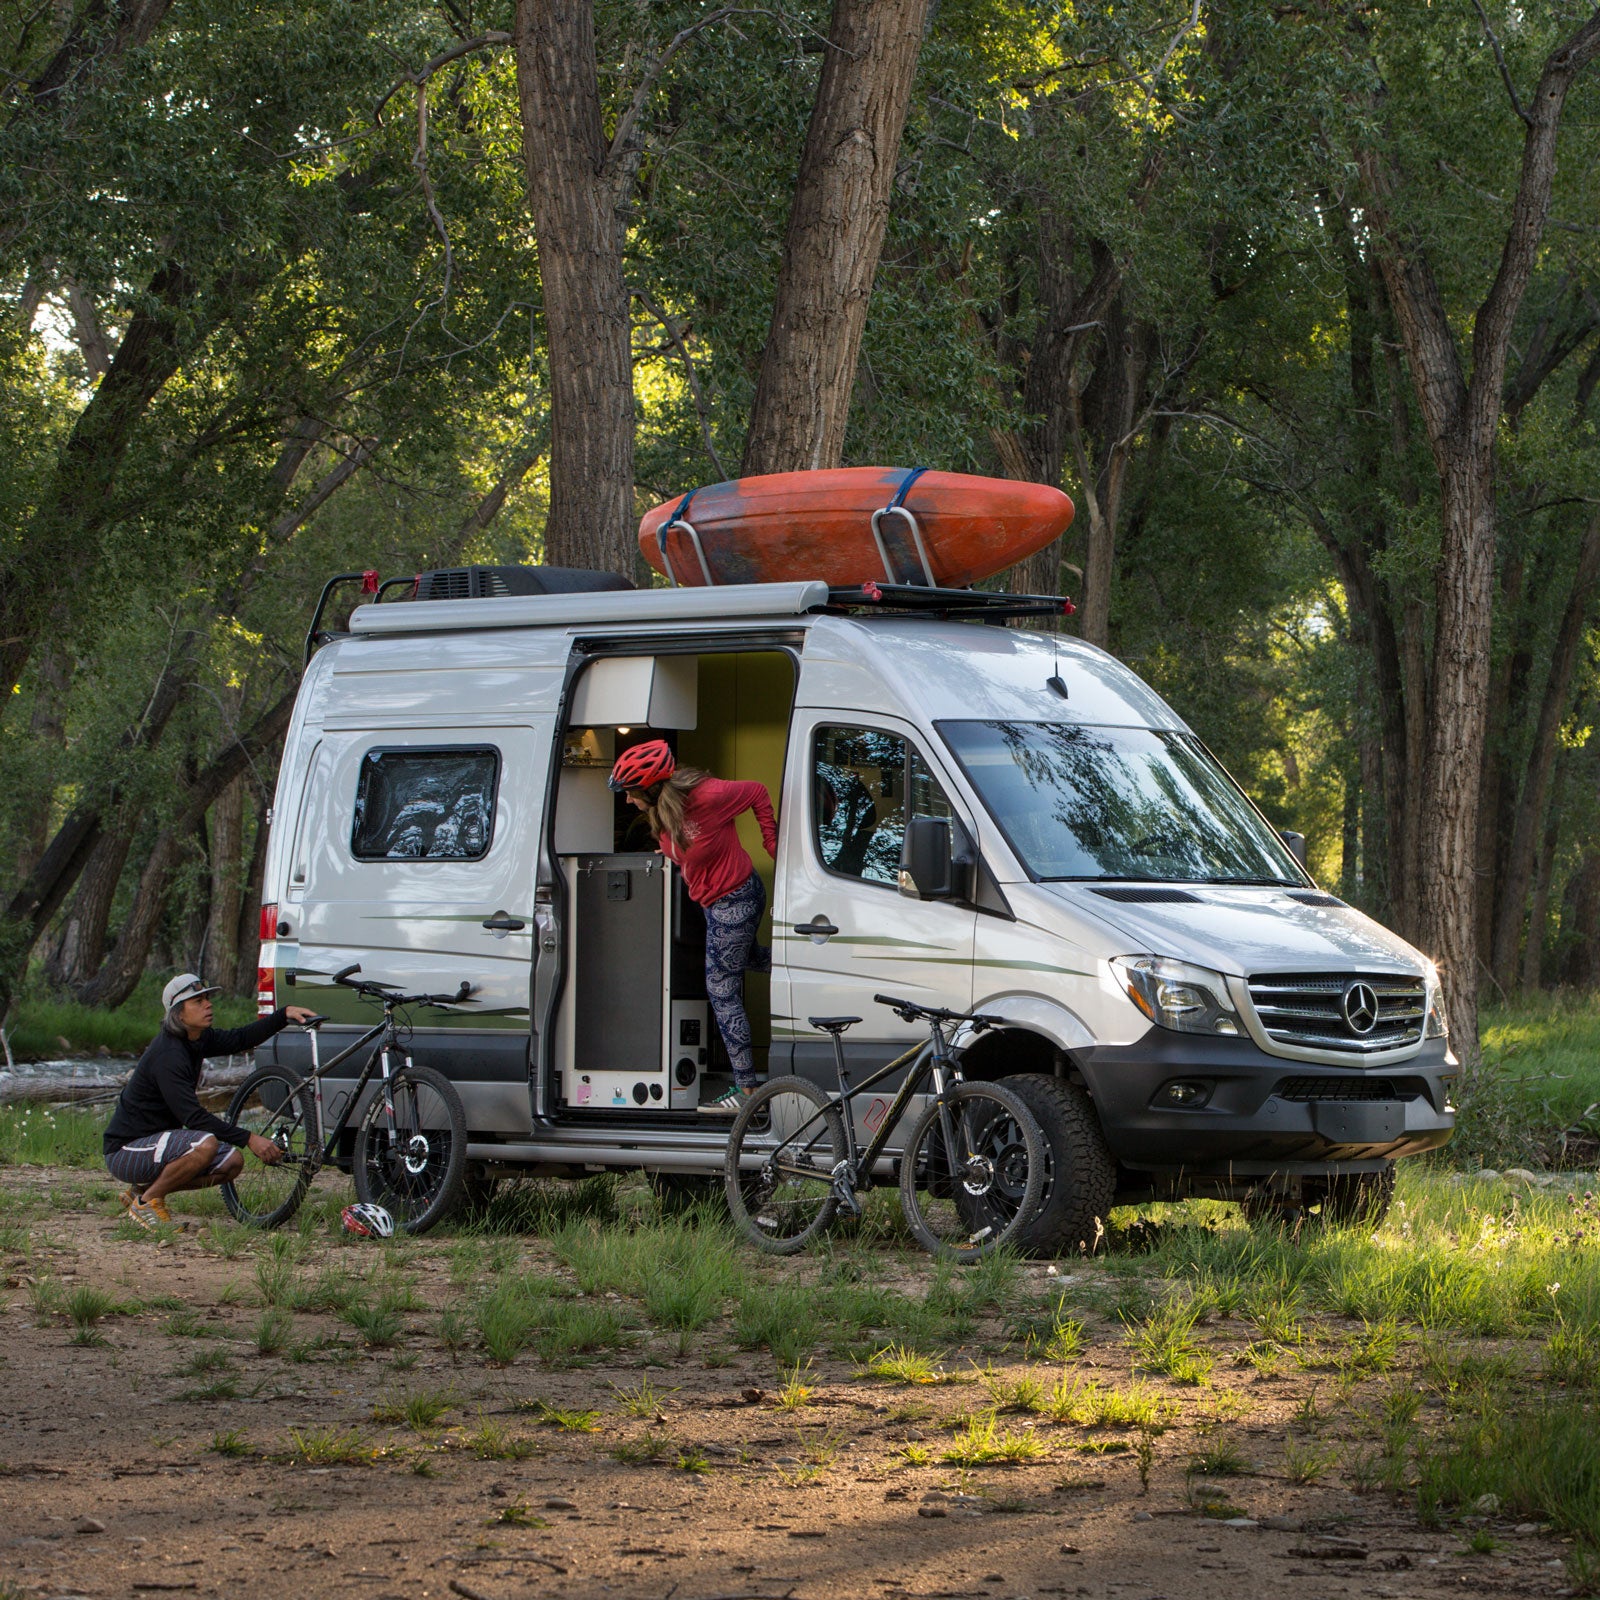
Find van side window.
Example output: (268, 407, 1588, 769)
(351, 747, 500, 861)
(813, 726, 953, 886)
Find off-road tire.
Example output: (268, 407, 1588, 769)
(220, 1066, 317, 1229)
(352, 1064, 468, 1234)
(724, 1075, 845, 1254)
(900, 1081, 1046, 1261)
(1000, 1072, 1116, 1257)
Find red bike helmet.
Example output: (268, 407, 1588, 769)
(609, 739, 676, 793)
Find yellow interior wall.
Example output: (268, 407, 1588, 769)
(678, 652, 796, 1056)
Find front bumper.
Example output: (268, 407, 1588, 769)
(1078, 1029, 1455, 1174)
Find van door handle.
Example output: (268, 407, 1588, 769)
(482, 913, 527, 932)
(793, 916, 838, 942)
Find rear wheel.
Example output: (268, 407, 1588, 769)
(220, 1067, 316, 1228)
(900, 1082, 1045, 1261)
(724, 1075, 845, 1254)
(353, 1064, 468, 1234)
(1000, 1073, 1116, 1257)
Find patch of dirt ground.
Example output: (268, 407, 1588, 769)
(0, 1167, 1579, 1600)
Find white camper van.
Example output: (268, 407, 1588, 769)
(254, 567, 1455, 1244)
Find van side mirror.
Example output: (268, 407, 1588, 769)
(1280, 830, 1308, 869)
(900, 816, 975, 901)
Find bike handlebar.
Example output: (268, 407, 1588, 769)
(872, 993, 1005, 1031)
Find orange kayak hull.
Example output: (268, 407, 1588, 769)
(637, 468, 1074, 589)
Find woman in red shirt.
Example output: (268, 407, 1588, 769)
(610, 740, 777, 1114)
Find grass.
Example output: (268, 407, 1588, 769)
(939, 1414, 1051, 1466)
(517, 1399, 601, 1432)
(463, 1414, 538, 1461)
(774, 1361, 815, 1412)
(287, 1427, 374, 1466)
(63, 1284, 138, 1344)
(1124, 1295, 1214, 1385)
(3, 976, 256, 1061)
(373, 1387, 454, 1430)
(0, 1104, 106, 1168)
(862, 1344, 949, 1385)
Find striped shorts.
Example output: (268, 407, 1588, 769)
(105, 1130, 236, 1188)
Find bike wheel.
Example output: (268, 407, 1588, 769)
(724, 1075, 846, 1255)
(220, 1067, 317, 1228)
(352, 1064, 468, 1234)
(899, 1081, 1045, 1260)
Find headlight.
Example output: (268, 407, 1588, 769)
(1112, 956, 1243, 1037)
(1424, 965, 1448, 1038)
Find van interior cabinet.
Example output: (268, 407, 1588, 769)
(557, 853, 708, 1112)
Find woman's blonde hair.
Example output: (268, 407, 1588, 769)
(641, 766, 708, 852)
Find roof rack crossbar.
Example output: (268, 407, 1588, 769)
(827, 582, 1073, 621)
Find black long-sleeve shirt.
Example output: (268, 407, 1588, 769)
(103, 1011, 290, 1156)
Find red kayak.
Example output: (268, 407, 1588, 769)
(637, 467, 1073, 589)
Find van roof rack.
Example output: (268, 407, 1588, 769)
(825, 582, 1074, 621)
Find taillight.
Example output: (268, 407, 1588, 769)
(257, 903, 278, 1016)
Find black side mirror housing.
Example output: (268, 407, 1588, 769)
(1280, 830, 1308, 869)
(900, 815, 975, 901)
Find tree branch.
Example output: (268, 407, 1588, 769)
(634, 289, 728, 480)
(1471, 0, 1533, 128)
(373, 32, 511, 125)
(606, 8, 741, 179)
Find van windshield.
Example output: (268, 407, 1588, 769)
(938, 720, 1303, 885)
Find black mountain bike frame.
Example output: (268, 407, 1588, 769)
(282, 965, 471, 1171)
(767, 1000, 985, 1210)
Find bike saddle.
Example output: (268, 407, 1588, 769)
(808, 1015, 862, 1034)
(301, 1014, 330, 1030)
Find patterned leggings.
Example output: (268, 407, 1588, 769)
(704, 872, 771, 1088)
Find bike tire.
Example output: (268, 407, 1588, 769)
(352, 1063, 468, 1234)
(220, 1066, 317, 1229)
(899, 1081, 1045, 1261)
(724, 1075, 846, 1255)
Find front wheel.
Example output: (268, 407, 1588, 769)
(724, 1075, 846, 1255)
(352, 1064, 467, 1234)
(220, 1067, 317, 1228)
(900, 1082, 1045, 1261)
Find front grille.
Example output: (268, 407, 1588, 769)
(1280, 1081, 1433, 1107)
(1247, 971, 1424, 1055)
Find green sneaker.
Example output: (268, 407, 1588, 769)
(699, 1086, 753, 1117)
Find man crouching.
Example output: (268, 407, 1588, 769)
(103, 973, 317, 1228)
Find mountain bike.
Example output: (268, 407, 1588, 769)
(723, 994, 1044, 1260)
(220, 965, 472, 1234)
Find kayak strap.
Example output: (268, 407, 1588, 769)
(871, 465, 936, 587)
(657, 488, 715, 587)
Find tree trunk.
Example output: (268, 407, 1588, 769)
(1413, 455, 1497, 1047)
(512, 0, 635, 576)
(14, 644, 72, 880)
(233, 800, 269, 997)
(739, 0, 933, 475)
(1559, 846, 1600, 989)
(1354, 10, 1600, 1056)
(202, 775, 245, 992)
(43, 824, 136, 990)
(1489, 515, 1600, 988)
(76, 689, 296, 1009)
(0, 258, 195, 714)
(1521, 757, 1566, 993)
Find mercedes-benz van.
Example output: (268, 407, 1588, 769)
(253, 568, 1455, 1247)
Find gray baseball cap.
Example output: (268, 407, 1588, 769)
(163, 973, 222, 1012)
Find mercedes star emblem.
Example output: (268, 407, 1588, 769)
(1342, 981, 1379, 1035)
